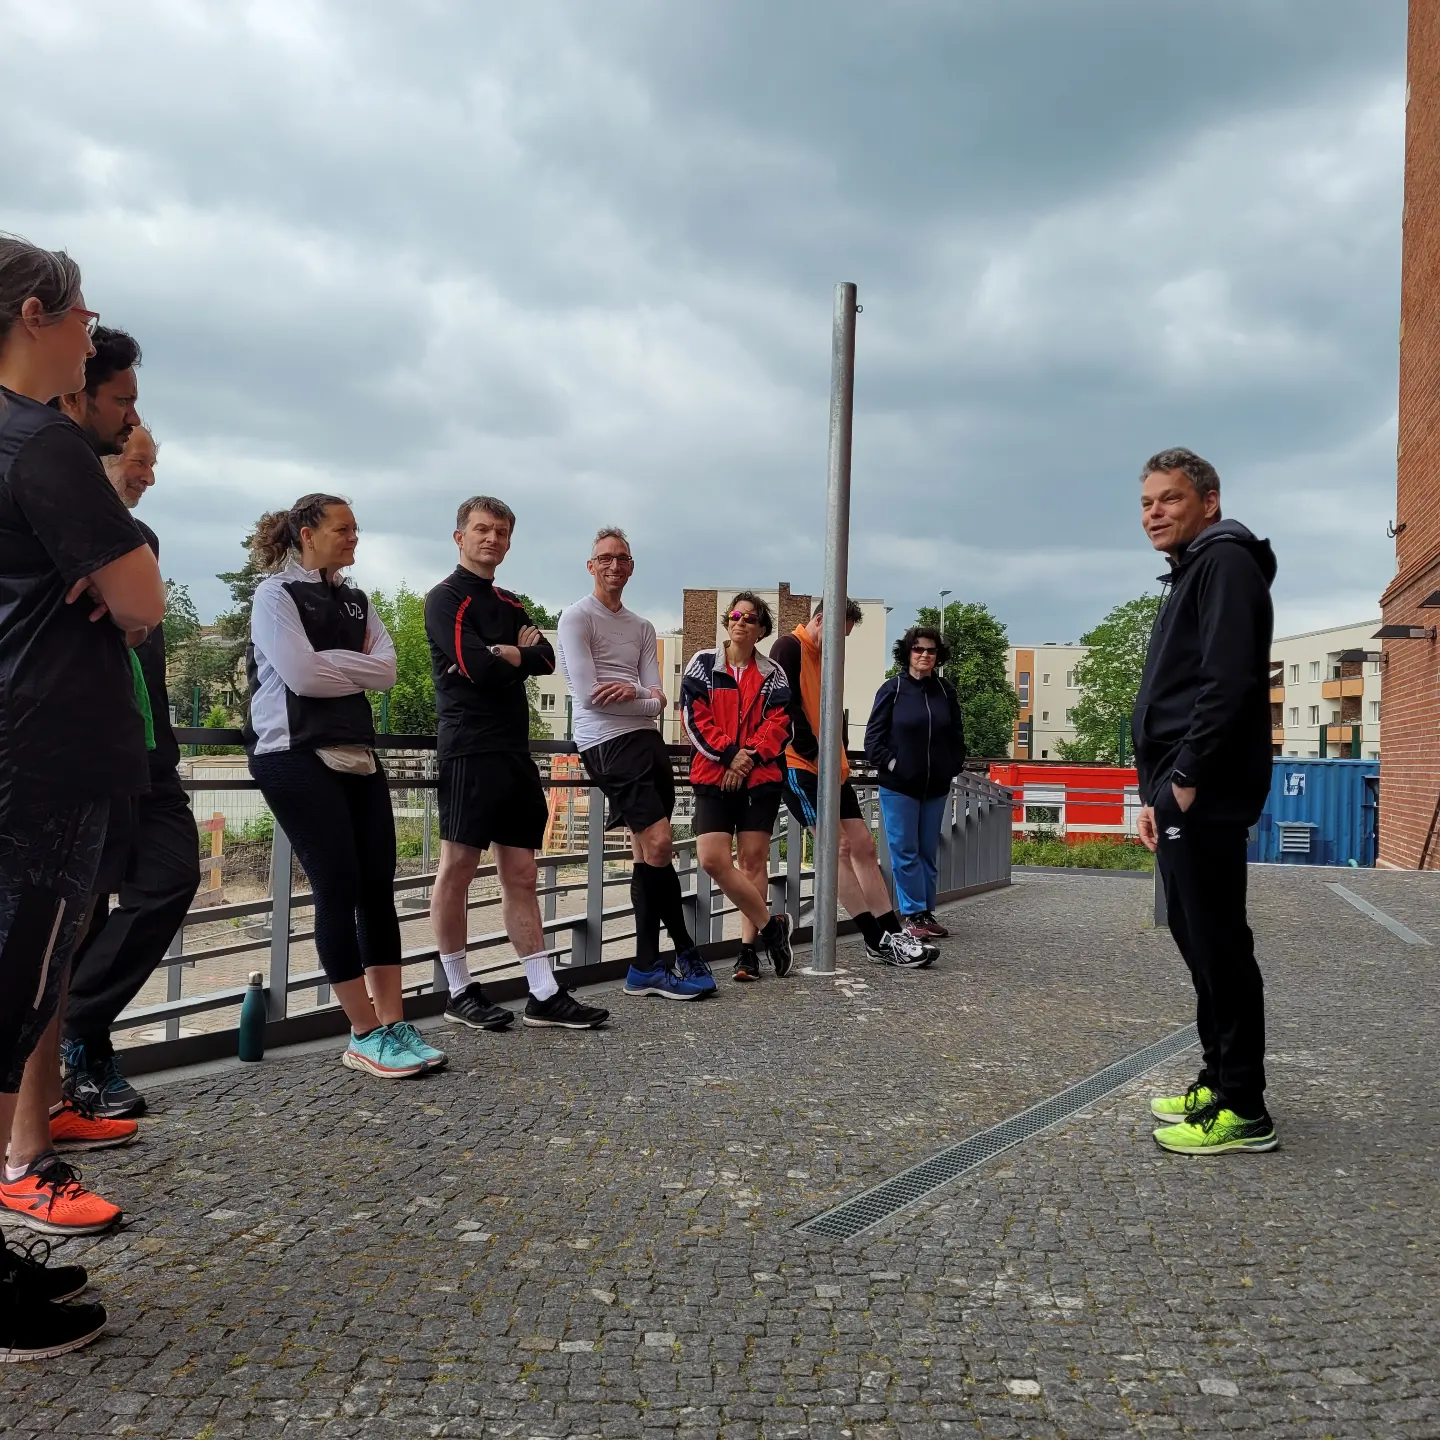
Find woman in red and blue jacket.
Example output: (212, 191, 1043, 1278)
(680, 591, 795, 982)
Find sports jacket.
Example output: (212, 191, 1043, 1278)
(864, 671, 967, 800)
(425, 567, 555, 758)
(244, 561, 396, 755)
(680, 647, 791, 789)
(768, 625, 850, 782)
(1131, 518, 1276, 825)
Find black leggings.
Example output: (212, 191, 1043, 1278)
(249, 750, 401, 985)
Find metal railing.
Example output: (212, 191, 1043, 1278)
(116, 733, 1013, 1070)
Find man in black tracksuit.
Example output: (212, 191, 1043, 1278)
(1132, 447, 1279, 1156)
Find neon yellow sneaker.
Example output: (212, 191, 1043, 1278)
(1153, 1101, 1278, 1156)
(1150, 1081, 1216, 1122)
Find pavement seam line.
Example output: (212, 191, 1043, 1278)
(1324, 883, 1430, 946)
(794, 1022, 1200, 1242)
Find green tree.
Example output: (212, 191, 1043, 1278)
(908, 600, 1020, 759)
(510, 592, 559, 629)
(369, 585, 435, 734)
(163, 579, 201, 656)
(1055, 594, 1162, 763)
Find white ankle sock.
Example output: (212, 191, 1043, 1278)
(522, 951, 558, 1001)
(441, 950, 471, 998)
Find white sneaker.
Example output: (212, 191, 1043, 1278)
(867, 931, 931, 968)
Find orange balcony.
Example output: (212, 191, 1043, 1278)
(1272, 727, 1286, 743)
(1321, 677, 1364, 700)
(1270, 685, 1285, 703)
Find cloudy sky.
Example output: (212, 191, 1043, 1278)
(4, 0, 1408, 644)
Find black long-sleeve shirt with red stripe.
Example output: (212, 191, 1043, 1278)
(425, 567, 555, 758)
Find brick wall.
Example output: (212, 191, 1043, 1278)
(1379, 4, 1440, 866)
(681, 588, 718, 671)
(777, 582, 812, 638)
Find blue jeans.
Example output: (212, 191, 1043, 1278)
(879, 790, 947, 917)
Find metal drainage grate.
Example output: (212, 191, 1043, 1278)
(795, 1023, 1199, 1241)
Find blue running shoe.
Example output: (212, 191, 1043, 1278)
(622, 965, 707, 1000)
(388, 1021, 448, 1072)
(675, 949, 717, 996)
(341, 1026, 425, 1079)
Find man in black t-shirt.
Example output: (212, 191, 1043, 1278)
(64, 423, 202, 1119)
(425, 495, 608, 1032)
(0, 291, 165, 1248)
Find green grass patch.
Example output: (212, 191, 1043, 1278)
(1012, 835, 1153, 871)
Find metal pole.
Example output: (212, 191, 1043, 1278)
(809, 281, 858, 976)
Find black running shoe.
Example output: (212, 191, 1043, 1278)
(61, 1041, 144, 1120)
(761, 913, 794, 977)
(0, 1292, 106, 1364)
(733, 948, 761, 983)
(444, 982, 515, 1031)
(2, 1237, 86, 1305)
(523, 985, 609, 1029)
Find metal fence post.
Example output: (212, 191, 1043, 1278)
(1153, 867, 1168, 927)
(574, 787, 606, 967)
(786, 812, 803, 926)
(873, 789, 895, 906)
(811, 280, 859, 975)
(267, 822, 293, 1021)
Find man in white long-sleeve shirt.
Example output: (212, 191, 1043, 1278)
(556, 528, 710, 1001)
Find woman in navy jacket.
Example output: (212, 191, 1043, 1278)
(864, 625, 967, 940)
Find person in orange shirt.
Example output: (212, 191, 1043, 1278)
(769, 599, 934, 968)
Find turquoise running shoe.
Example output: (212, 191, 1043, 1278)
(388, 1021, 448, 1072)
(341, 1026, 425, 1079)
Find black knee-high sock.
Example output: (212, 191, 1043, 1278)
(878, 910, 902, 934)
(853, 911, 884, 948)
(632, 864, 661, 971)
(648, 862, 695, 953)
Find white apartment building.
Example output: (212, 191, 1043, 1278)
(1005, 643, 1089, 758)
(1271, 620, 1382, 760)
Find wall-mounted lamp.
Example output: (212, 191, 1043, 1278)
(1373, 625, 1437, 641)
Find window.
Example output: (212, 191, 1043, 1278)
(1064, 708, 1076, 724)
(1024, 805, 1060, 826)
(1287, 750, 1298, 757)
(539, 693, 556, 712)
(1368, 750, 1380, 760)
(1041, 710, 1050, 722)
(1330, 710, 1340, 724)
(1368, 660, 1381, 676)
(1289, 664, 1300, 684)
(1041, 673, 1051, 685)
(1018, 671, 1030, 703)
(1369, 700, 1381, 721)
(1308, 706, 1320, 725)
(1309, 661, 1321, 681)
(1065, 670, 1077, 688)
(1040, 749, 1049, 758)
(1288, 707, 1299, 726)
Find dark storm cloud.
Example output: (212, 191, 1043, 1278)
(1, 0, 1406, 641)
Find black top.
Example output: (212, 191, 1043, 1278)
(1131, 519, 1277, 825)
(0, 388, 149, 819)
(133, 519, 180, 777)
(425, 567, 555, 759)
(864, 671, 967, 800)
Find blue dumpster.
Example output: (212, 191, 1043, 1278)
(1248, 758, 1379, 867)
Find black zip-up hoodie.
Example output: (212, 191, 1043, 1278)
(864, 671, 967, 801)
(1131, 518, 1276, 825)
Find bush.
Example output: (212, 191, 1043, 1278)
(1012, 836, 1153, 871)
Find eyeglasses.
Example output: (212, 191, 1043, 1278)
(911, 645, 938, 655)
(71, 307, 100, 337)
(728, 611, 761, 625)
(592, 555, 633, 569)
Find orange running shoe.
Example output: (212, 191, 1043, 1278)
(0, 1155, 122, 1236)
(50, 1099, 138, 1152)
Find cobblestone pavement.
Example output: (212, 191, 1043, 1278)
(4, 866, 1436, 1438)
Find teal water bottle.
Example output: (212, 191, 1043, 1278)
(238, 971, 266, 1062)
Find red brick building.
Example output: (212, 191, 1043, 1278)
(1378, 4, 1440, 866)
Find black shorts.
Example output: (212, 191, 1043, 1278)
(438, 752, 549, 852)
(781, 766, 863, 828)
(581, 729, 676, 833)
(692, 783, 783, 838)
